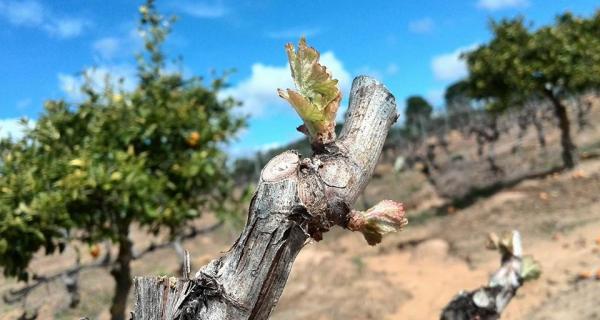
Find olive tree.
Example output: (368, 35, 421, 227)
(0, 1, 244, 319)
(464, 12, 600, 168)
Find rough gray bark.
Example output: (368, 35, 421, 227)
(440, 231, 540, 320)
(132, 76, 400, 320)
(110, 226, 134, 320)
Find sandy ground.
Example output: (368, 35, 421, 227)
(2, 108, 600, 319)
(272, 159, 600, 319)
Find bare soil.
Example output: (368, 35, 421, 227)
(2, 106, 600, 319)
(272, 159, 600, 320)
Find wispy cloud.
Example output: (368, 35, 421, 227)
(174, 1, 229, 19)
(431, 44, 478, 82)
(58, 65, 137, 101)
(93, 37, 121, 60)
(266, 27, 321, 40)
(0, 117, 35, 140)
(220, 51, 351, 118)
(477, 0, 529, 11)
(0, 0, 43, 26)
(409, 17, 435, 34)
(44, 17, 87, 38)
(0, 0, 89, 38)
(92, 27, 143, 62)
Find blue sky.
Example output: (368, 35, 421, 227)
(0, 0, 599, 156)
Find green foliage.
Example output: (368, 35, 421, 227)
(444, 80, 473, 114)
(464, 12, 600, 109)
(463, 11, 600, 168)
(405, 96, 433, 123)
(0, 0, 244, 281)
(278, 38, 342, 146)
(404, 95, 433, 140)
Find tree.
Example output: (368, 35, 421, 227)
(132, 40, 406, 320)
(404, 95, 433, 140)
(464, 12, 600, 168)
(444, 80, 472, 114)
(0, 1, 244, 319)
(444, 80, 475, 130)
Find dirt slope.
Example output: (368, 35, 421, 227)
(273, 160, 600, 319)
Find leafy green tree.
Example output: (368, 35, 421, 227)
(444, 80, 474, 130)
(404, 95, 433, 140)
(444, 80, 472, 114)
(464, 12, 600, 168)
(0, 1, 244, 319)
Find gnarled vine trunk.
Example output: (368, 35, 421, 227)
(545, 90, 577, 168)
(132, 76, 400, 319)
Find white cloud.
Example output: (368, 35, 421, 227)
(221, 51, 351, 117)
(0, 0, 88, 38)
(431, 44, 478, 82)
(92, 28, 143, 62)
(58, 65, 137, 101)
(0, 0, 43, 26)
(409, 17, 435, 34)
(0, 118, 35, 140)
(266, 27, 321, 40)
(174, 1, 228, 18)
(45, 17, 87, 38)
(93, 37, 120, 60)
(477, 0, 529, 11)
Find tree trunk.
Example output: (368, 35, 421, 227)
(575, 97, 592, 132)
(110, 224, 134, 320)
(532, 113, 546, 150)
(131, 76, 401, 319)
(546, 90, 577, 168)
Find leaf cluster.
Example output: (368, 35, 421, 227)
(464, 11, 600, 110)
(278, 38, 341, 146)
(0, 0, 245, 280)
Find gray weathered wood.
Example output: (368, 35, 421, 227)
(440, 231, 540, 320)
(132, 76, 399, 320)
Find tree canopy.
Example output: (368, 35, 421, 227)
(462, 11, 600, 167)
(444, 80, 472, 114)
(465, 13, 600, 108)
(404, 95, 433, 140)
(0, 1, 244, 319)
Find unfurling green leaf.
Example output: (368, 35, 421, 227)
(278, 37, 341, 146)
(520, 255, 542, 281)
